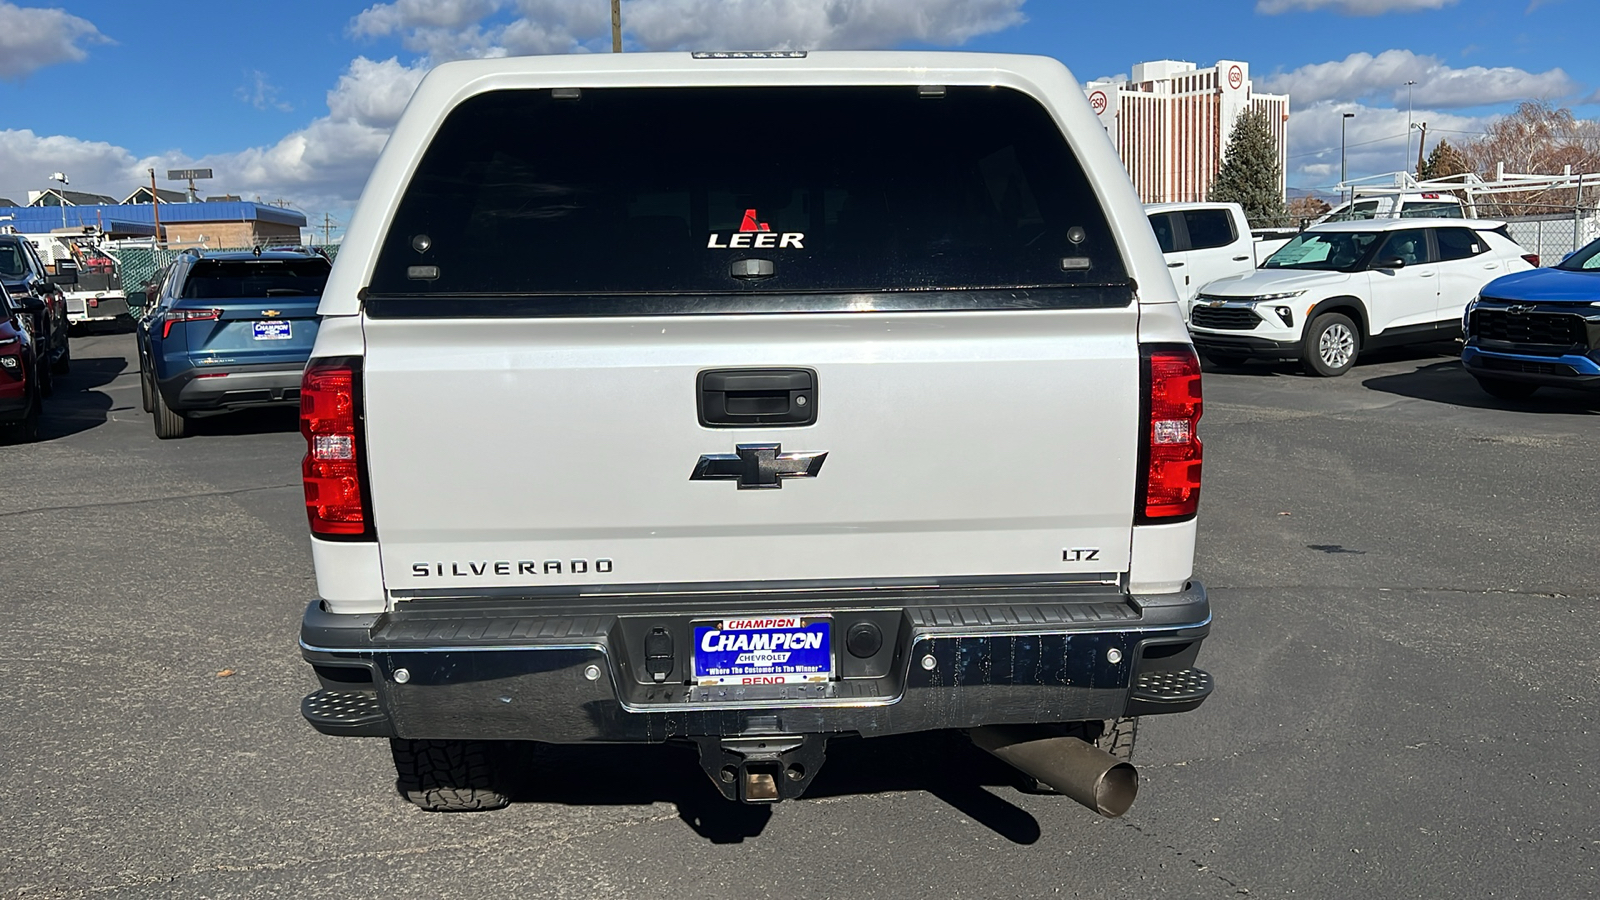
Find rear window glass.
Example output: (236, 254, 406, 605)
(369, 86, 1128, 302)
(1400, 201, 1463, 218)
(181, 259, 330, 299)
(1435, 227, 1484, 261)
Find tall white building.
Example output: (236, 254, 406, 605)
(1085, 60, 1289, 205)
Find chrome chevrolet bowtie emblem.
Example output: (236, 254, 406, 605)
(691, 444, 827, 490)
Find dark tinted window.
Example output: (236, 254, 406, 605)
(1148, 213, 1179, 253)
(1375, 229, 1431, 265)
(371, 86, 1127, 300)
(0, 242, 26, 279)
(1183, 209, 1237, 250)
(1435, 227, 1484, 261)
(180, 258, 330, 299)
(1400, 201, 1462, 218)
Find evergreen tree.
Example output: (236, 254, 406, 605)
(1418, 138, 1470, 181)
(1208, 107, 1287, 228)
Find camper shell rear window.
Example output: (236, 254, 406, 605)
(368, 85, 1130, 315)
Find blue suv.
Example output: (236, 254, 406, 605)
(136, 249, 331, 438)
(1462, 237, 1600, 399)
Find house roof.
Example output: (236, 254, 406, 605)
(122, 187, 190, 204)
(30, 188, 120, 206)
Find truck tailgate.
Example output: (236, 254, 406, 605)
(362, 308, 1139, 592)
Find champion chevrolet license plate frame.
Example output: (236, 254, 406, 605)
(692, 615, 834, 686)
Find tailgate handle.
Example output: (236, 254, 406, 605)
(698, 368, 817, 427)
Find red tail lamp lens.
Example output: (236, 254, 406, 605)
(1141, 346, 1203, 521)
(301, 358, 369, 537)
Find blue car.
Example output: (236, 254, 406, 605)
(136, 249, 331, 438)
(1462, 237, 1600, 399)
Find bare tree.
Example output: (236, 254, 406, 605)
(1462, 102, 1600, 216)
(1286, 195, 1330, 223)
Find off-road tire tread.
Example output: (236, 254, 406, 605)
(390, 739, 510, 812)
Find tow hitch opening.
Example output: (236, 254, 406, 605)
(695, 734, 827, 803)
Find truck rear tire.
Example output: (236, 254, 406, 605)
(152, 384, 188, 439)
(51, 340, 70, 375)
(391, 739, 511, 812)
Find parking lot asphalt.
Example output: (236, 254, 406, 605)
(3, 329, 1597, 899)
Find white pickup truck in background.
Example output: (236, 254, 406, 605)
(1145, 202, 1276, 322)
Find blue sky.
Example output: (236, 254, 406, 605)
(1, 0, 1595, 232)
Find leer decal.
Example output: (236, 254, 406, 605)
(706, 208, 805, 250)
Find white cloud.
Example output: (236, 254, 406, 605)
(1256, 0, 1457, 14)
(1261, 50, 1577, 109)
(0, 129, 141, 203)
(348, 0, 1025, 60)
(0, 1, 108, 81)
(0, 56, 428, 214)
(237, 70, 294, 112)
(1285, 100, 1487, 187)
(350, 0, 500, 38)
(621, 0, 1026, 51)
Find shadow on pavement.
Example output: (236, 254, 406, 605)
(1201, 341, 1461, 378)
(40, 355, 122, 440)
(183, 405, 301, 438)
(497, 730, 1042, 845)
(1362, 358, 1600, 414)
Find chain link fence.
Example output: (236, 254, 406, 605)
(106, 243, 341, 316)
(1500, 212, 1600, 264)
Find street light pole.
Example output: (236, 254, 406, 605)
(50, 172, 69, 229)
(1341, 113, 1356, 211)
(1404, 80, 1417, 175)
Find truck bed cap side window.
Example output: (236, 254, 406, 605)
(368, 85, 1129, 312)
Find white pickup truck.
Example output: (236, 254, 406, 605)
(296, 51, 1213, 816)
(1145, 201, 1276, 322)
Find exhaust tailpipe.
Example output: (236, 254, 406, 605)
(970, 725, 1138, 818)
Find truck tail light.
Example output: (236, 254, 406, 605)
(1139, 345, 1203, 523)
(161, 308, 222, 338)
(1521, 253, 1540, 267)
(301, 357, 372, 538)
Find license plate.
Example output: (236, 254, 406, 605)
(253, 320, 292, 340)
(693, 616, 832, 686)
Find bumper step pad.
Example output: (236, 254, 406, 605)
(302, 689, 393, 737)
(1128, 668, 1212, 715)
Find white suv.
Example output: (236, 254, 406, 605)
(295, 51, 1213, 816)
(1188, 218, 1535, 376)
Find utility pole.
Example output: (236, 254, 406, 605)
(1415, 122, 1427, 175)
(149, 168, 162, 247)
(1340, 112, 1355, 209)
(322, 213, 333, 246)
(611, 0, 621, 52)
(1404, 80, 1417, 174)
